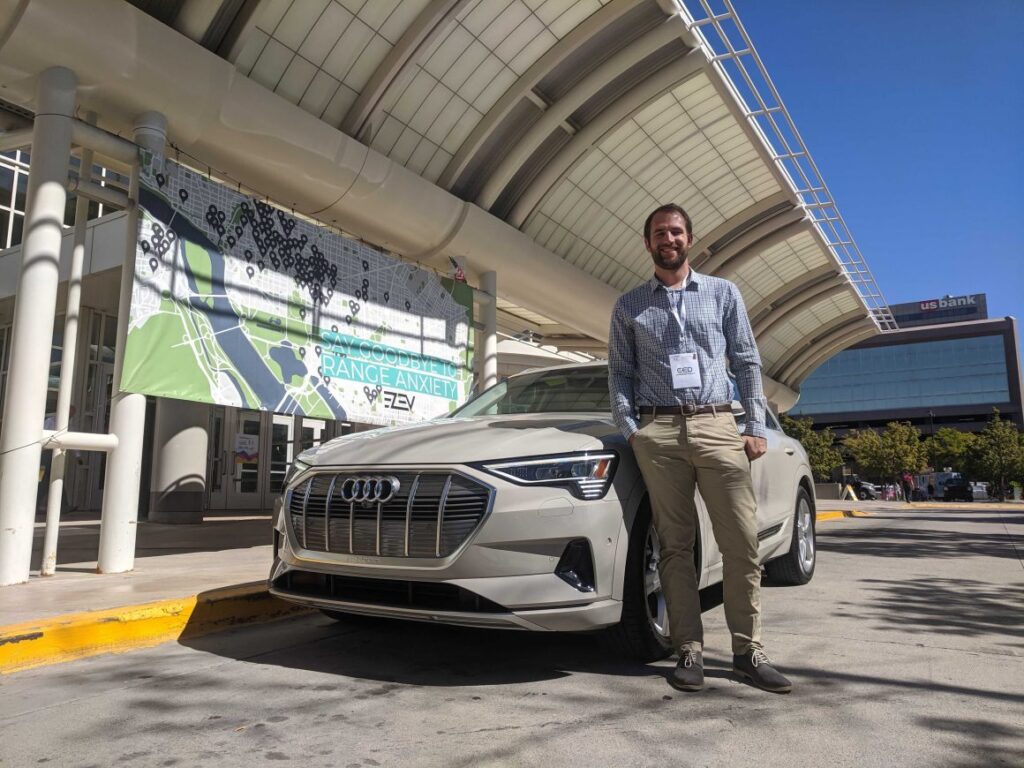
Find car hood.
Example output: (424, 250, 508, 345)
(301, 413, 625, 467)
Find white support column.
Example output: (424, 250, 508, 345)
(480, 271, 498, 389)
(0, 67, 76, 586)
(40, 112, 96, 576)
(97, 111, 166, 573)
(149, 401, 209, 524)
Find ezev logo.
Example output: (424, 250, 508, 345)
(383, 391, 416, 411)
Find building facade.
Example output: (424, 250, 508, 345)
(790, 300, 1023, 435)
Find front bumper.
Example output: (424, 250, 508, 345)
(269, 464, 630, 632)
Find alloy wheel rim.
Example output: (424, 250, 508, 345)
(644, 524, 670, 638)
(797, 497, 815, 572)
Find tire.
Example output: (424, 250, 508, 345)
(857, 489, 870, 501)
(602, 502, 674, 662)
(765, 487, 816, 586)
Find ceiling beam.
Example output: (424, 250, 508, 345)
(753, 278, 850, 338)
(507, 50, 708, 228)
(437, 0, 655, 190)
(695, 210, 807, 276)
(340, 0, 468, 139)
(747, 263, 842, 323)
(687, 190, 791, 260)
(475, 18, 689, 210)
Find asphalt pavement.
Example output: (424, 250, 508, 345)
(1, 504, 1021, 768)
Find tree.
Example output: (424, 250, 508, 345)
(925, 427, 978, 472)
(969, 410, 1024, 500)
(843, 421, 927, 482)
(779, 414, 842, 482)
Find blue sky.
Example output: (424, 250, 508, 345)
(732, 0, 1023, 321)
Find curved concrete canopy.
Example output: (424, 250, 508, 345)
(758, 291, 864, 373)
(753, 279, 849, 338)
(698, 214, 808, 277)
(0, 0, 887, 390)
(747, 263, 843, 323)
(786, 322, 878, 387)
(774, 313, 877, 385)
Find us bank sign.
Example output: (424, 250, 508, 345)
(919, 294, 981, 311)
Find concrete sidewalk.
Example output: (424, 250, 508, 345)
(0, 499, 935, 674)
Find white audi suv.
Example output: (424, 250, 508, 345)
(269, 363, 817, 661)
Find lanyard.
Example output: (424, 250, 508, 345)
(666, 287, 685, 335)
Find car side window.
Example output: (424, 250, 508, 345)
(764, 410, 783, 432)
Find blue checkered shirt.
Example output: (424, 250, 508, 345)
(608, 270, 767, 439)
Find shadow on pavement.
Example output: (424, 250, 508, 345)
(817, 522, 1020, 561)
(831, 577, 1024, 649)
(176, 583, 726, 689)
(914, 717, 1024, 768)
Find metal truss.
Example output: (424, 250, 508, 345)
(673, 0, 897, 331)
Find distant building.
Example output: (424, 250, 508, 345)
(888, 293, 987, 329)
(790, 296, 1022, 435)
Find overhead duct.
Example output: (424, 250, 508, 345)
(0, 0, 619, 341)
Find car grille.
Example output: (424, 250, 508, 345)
(287, 471, 492, 558)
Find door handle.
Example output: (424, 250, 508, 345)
(784, 448, 795, 455)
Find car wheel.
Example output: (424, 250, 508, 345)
(602, 502, 674, 662)
(857, 489, 870, 500)
(765, 487, 816, 586)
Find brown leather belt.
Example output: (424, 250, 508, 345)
(638, 403, 732, 417)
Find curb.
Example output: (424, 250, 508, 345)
(816, 509, 872, 522)
(3, 510, 873, 675)
(0, 582, 311, 675)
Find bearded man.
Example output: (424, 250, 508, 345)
(607, 203, 792, 693)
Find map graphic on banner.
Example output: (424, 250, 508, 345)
(121, 153, 474, 426)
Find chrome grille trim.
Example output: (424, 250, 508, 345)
(324, 474, 338, 552)
(404, 475, 420, 557)
(286, 470, 493, 560)
(436, 476, 452, 558)
(301, 481, 311, 549)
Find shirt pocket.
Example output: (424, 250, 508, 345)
(634, 308, 676, 352)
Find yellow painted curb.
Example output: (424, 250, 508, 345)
(0, 582, 311, 675)
(816, 509, 872, 522)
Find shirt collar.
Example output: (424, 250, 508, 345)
(648, 268, 701, 292)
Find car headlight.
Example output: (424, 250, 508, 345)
(479, 452, 617, 500)
(283, 458, 312, 488)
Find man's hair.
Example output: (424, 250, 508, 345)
(643, 204, 693, 242)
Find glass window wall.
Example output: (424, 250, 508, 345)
(791, 335, 1010, 415)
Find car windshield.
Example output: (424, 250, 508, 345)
(452, 366, 610, 417)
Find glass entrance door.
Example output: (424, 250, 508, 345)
(208, 411, 336, 512)
(268, 414, 296, 498)
(227, 410, 264, 510)
(207, 407, 227, 509)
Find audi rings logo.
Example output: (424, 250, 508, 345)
(339, 475, 401, 504)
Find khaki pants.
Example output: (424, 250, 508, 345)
(632, 411, 761, 655)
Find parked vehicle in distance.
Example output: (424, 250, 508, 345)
(942, 475, 974, 502)
(850, 477, 878, 500)
(971, 482, 989, 501)
(269, 363, 818, 661)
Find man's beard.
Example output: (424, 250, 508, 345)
(652, 245, 687, 270)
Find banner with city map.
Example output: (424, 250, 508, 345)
(121, 152, 475, 426)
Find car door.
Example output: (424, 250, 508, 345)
(750, 410, 799, 530)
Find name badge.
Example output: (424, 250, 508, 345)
(670, 352, 701, 389)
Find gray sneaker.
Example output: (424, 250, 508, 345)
(733, 648, 792, 693)
(670, 649, 704, 691)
